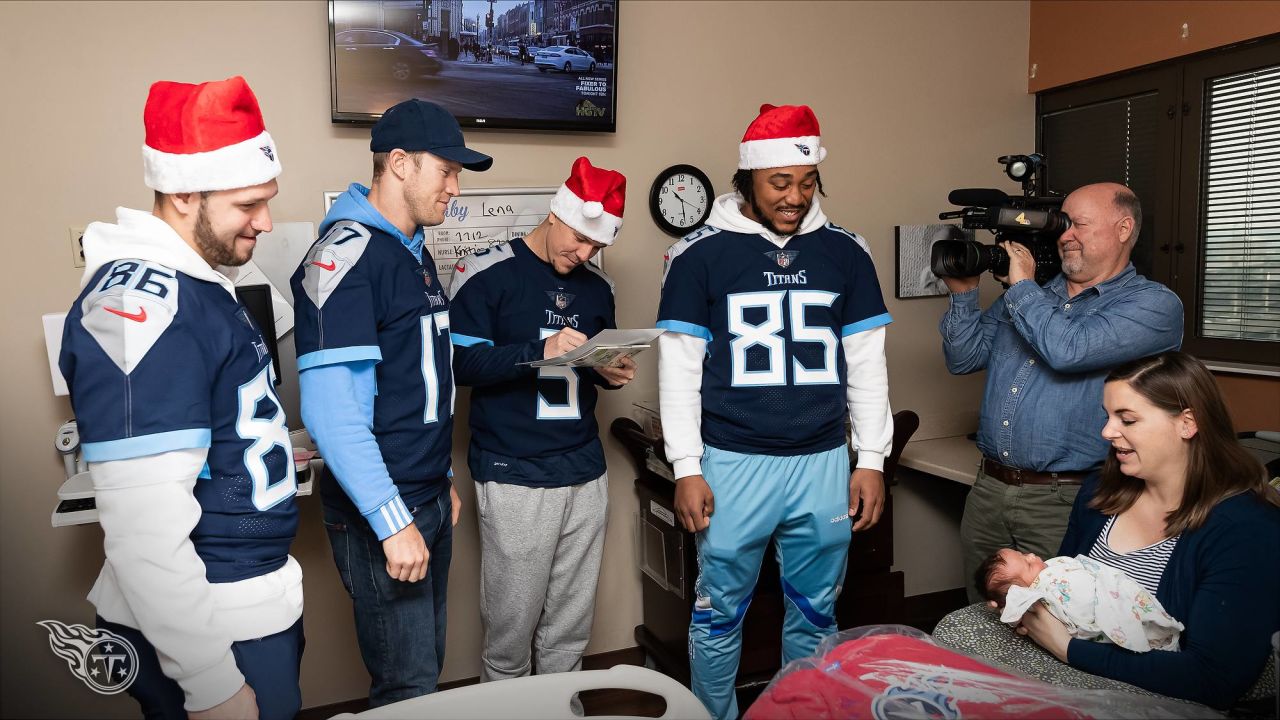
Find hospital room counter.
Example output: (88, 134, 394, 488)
(897, 434, 980, 486)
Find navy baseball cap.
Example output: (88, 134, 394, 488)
(370, 99, 493, 172)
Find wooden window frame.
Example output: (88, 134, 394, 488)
(1036, 35, 1280, 368)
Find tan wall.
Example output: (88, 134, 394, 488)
(1028, 0, 1280, 92)
(0, 1, 1032, 716)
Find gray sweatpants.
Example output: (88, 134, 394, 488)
(476, 473, 608, 682)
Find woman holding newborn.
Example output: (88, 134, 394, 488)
(1016, 351, 1280, 708)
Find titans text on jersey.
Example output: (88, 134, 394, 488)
(448, 240, 617, 487)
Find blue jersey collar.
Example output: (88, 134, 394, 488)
(323, 183, 426, 263)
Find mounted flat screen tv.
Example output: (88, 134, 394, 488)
(329, 0, 618, 132)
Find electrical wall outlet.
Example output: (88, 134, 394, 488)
(69, 227, 85, 268)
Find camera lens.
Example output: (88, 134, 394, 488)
(931, 240, 988, 278)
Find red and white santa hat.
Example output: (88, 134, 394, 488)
(142, 76, 282, 193)
(549, 156, 626, 246)
(738, 103, 827, 170)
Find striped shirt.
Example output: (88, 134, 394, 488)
(1086, 516, 1179, 596)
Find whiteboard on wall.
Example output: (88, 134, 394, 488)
(324, 187, 594, 286)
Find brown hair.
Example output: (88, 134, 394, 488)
(1092, 351, 1279, 535)
(153, 190, 211, 205)
(1112, 187, 1142, 241)
(372, 151, 424, 180)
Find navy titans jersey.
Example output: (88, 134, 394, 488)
(291, 220, 454, 508)
(657, 223, 891, 456)
(449, 240, 615, 487)
(60, 260, 298, 583)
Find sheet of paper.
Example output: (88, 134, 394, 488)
(220, 259, 294, 337)
(223, 221, 318, 339)
(246, 222, 317, 301)
(525, 328, 665, 368)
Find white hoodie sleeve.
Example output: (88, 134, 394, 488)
(843, 325, 893, 471)
(658, 332, 707, 479)
(90, 448, 244, 712)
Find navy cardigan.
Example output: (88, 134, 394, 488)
(1057, 475, 1280, 709)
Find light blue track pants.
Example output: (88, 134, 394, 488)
(689, 444, 851, 720)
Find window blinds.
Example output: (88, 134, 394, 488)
(1199, 64, 1280, 342)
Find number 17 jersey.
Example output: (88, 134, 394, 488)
(657, 223, 891, 456)
(291, 219, 455, 509)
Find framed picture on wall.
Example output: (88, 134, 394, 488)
(895, 223, 971, 299)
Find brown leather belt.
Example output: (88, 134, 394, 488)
(982, 457, 1089, 486)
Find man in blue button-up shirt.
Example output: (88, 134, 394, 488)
(940, 183, 1183, 603)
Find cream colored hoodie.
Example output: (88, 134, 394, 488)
(78, 208, 303, 712)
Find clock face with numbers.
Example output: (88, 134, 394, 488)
(649, 164, 713, 237)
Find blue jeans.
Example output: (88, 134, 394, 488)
(96, 616, 304, 720)
(323, 491, 453, 708)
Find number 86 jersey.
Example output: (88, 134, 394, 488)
(657, 223, 892, 457)
(60, 258, 298, 584)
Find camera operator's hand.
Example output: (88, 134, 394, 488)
(1002, 240, 1036, 286)
(942, 276, 981, 294)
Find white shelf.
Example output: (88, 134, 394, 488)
(898, 435, 981, 486)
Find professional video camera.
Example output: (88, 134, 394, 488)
(930, 154, 1070, 286)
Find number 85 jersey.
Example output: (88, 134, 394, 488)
(657, 223, 892, 456)
(60, 259, 298, 584)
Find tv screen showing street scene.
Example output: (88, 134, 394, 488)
(329, 0, 618, 132)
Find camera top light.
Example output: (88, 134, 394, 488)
(999, 153, 1045, 184)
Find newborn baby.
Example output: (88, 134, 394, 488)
(977, 549, 1184, 653)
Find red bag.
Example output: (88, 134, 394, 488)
(748, 632, 1090, 719)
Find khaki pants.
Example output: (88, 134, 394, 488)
(960, 467, 1079, 603)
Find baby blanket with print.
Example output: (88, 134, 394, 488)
(1000, 555, 1183, 652)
